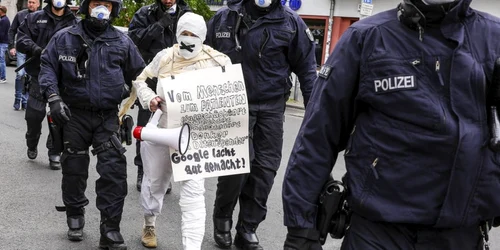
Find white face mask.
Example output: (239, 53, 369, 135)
(178, 35, 202, 59)
(421, 0, 457, 5)
(254, 0, 272, 8)
(90, 5, 111, 20)
(52, 0, 66, 8)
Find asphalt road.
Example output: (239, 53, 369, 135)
(0, 65, 345, 250)
(2, 64, 500, 250)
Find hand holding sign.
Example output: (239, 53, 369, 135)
(160, 64, 250, 182)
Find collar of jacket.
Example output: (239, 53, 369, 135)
(438, 0, 473, 24)
(228, 0, 286, 21)
(68, 21, 122, 41)
(42, 5, 75, 19)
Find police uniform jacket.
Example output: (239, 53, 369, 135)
(16, 5, 77, 77)
(283, 0, 500, 229)
(8, 9, 32, 50)
(206, 0, 317, 105)
(128, 0, 190, 64)
(38, 22, 145, 110)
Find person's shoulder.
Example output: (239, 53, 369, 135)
(213, 6, 231, 17)
(16, 9, 29, 15)
(471, 9, 500, 26)
(202, 44, 225, 56)
(350, 9, 398, 30)
(53, 24, 78, 38)
(137, 4, 155, 13)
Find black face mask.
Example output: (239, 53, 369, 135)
(83, 18, 110, 39)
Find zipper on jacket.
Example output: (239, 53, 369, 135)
(435, 57, 447, 124)
(371, 157, 379, 180)
(258, 28, 270, 58)
(435, 57, 445, 86)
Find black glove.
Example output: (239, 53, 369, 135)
(157, 11, 173, 28)
(284, 228, 323, 250)
(48, 95, 71, 125)
(32, 45, 43, 57)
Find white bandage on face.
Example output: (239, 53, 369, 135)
(175, 12, 207, 59)
(178, 35, 202, 59)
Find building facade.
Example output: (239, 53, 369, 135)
(207, 0, 500, 66)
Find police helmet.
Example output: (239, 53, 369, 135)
(79, 0, 122, 18)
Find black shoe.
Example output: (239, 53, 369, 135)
(27, 148, 37, 159)
(136, 172, 143, 192)
(49, 154, 61, 170)
(67, 215, 84, 241)
(214, 218, 232, 248)
(234, 231, 263, 250)
(99, 231, 127, 250)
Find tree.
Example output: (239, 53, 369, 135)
(113, 0, 215, 27)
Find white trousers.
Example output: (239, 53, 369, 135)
(140, 141, 206, 250)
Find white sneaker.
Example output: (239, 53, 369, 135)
(0, 79, 6, 84)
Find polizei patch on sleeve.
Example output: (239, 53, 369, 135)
(374, 75, 417, 94)
(305, 28, 314, 42)
(318, 65, 332, 79)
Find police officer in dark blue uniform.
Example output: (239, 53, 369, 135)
(8, 0, 40, 111)
(128, 0, 190, 192)
(38, 0, 145, 248)
(16, 0, 77, 170)
(206, 0, 317, 249)
(282, 0, 500, 249)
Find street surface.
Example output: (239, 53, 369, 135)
(1, 65, 500, 249)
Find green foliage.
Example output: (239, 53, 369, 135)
(113, 0, 214, 27)
(185, 0, 214, 21)
(113, 0, 154, 27)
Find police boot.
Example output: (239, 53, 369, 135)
(49, 154, 61, 170)
(27, 147, 37, 159)
(234, 231, 263, 250)
(214, 217, 232, 248)
(99, 217, 127, 250)
(67, 215, 84, 241)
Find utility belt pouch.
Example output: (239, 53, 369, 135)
(317, 177, 349, 244)
(22, 74, 31, 95)
(110, 134, 126, 155)
(47, 111, 64, 153)
(119, 114, 134, 145)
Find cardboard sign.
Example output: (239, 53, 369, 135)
(160, 64, 250, 182)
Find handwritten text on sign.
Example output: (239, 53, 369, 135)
(160, 64, 250, 182)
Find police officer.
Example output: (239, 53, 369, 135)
(16, 0, 77, 170)
(282, 0, 500, 249)
(38, 0, 145, 247)
(206, 0, 317, 249)
(8, 0, 40, 111)
(128, 0, 190, 192)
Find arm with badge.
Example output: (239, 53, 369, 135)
(283, 26, 363, 250)
(287, 17, 318, 108)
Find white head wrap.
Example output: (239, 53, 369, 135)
(175, 12, 207, 43)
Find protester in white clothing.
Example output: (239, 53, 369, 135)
(129, 12, 232, 250)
